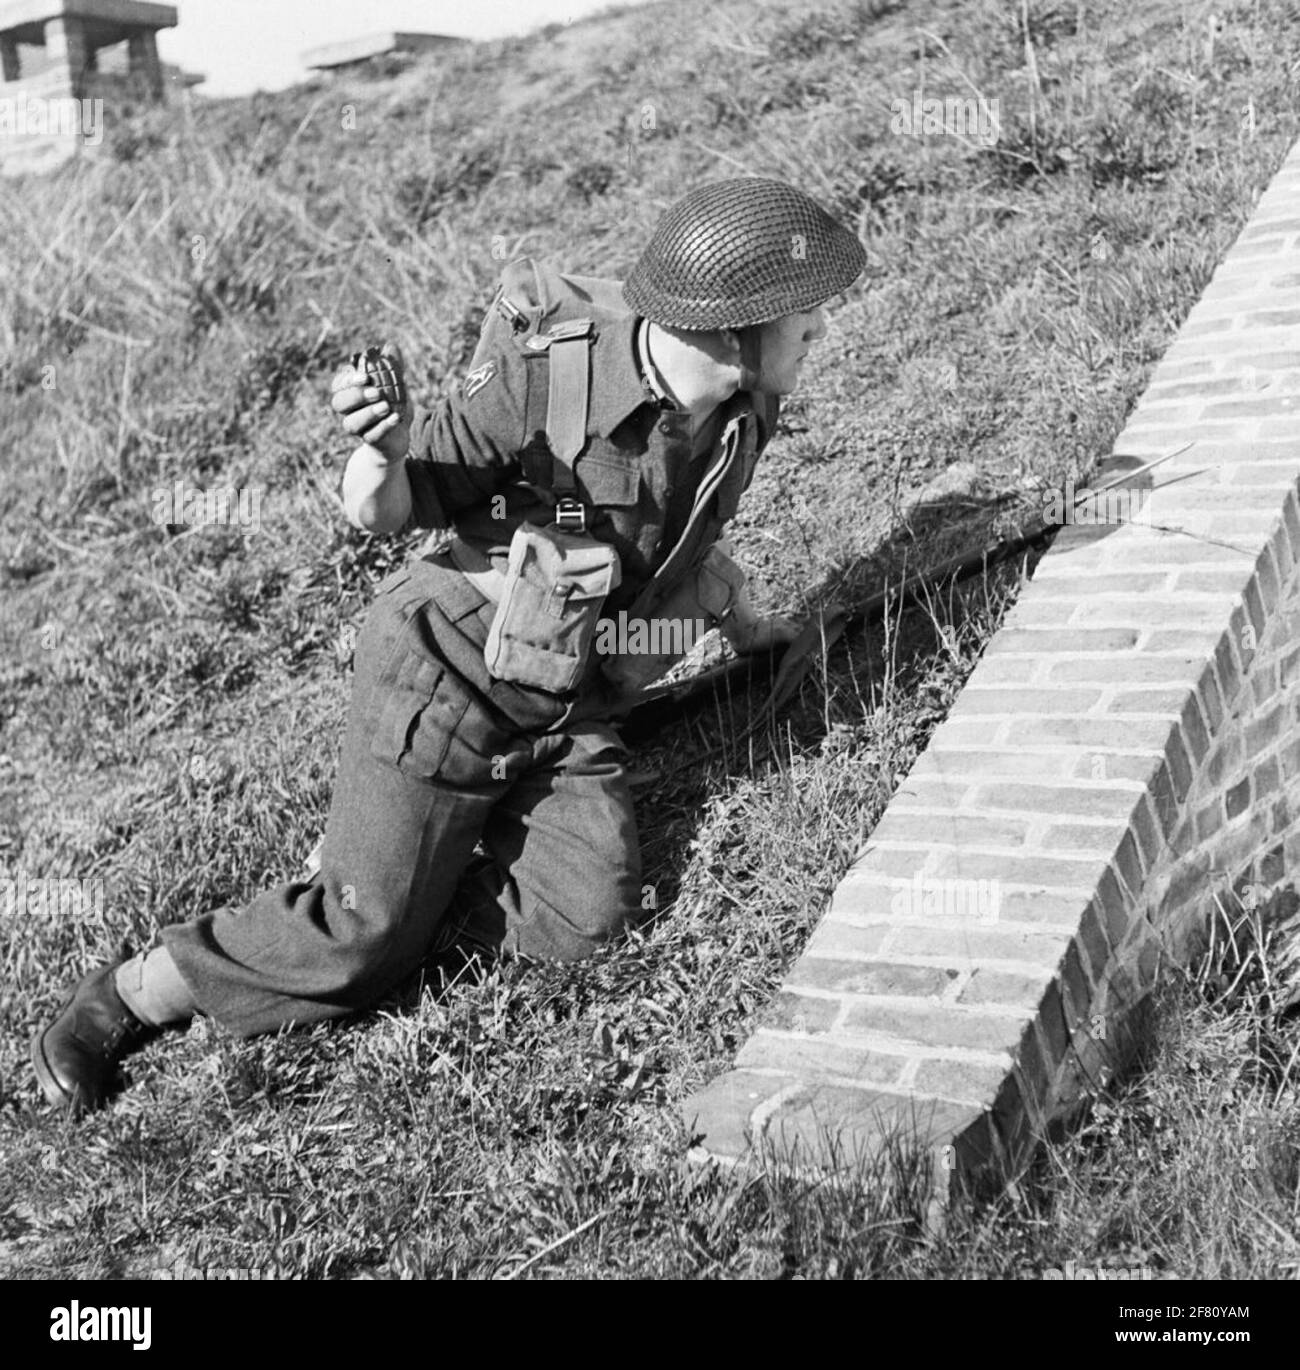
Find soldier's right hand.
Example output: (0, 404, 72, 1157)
(329, 343, 412, 462)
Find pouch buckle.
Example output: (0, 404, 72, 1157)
(554, 497, 587, 534)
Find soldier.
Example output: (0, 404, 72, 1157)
(31, 177, 867, 1114)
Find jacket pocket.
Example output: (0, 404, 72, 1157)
(578, 454, 641, 508)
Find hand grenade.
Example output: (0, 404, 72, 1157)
(351, 344, 407, 410)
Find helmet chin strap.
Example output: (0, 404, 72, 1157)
(736, 325, 764, 394)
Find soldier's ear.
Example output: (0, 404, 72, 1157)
(717, 328, 744, 365)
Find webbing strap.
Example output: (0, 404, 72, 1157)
(546, 333, 591, 497)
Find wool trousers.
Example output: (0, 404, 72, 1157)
(161, 557, 643, 1038)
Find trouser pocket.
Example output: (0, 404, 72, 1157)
(484, 522, 621, 693)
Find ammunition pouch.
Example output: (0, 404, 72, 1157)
(482, 522, 622, 694)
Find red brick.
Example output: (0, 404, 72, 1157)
(1148, 758, 1182, 837)
(1058, 942, 1094, 1029)
(1241, 217, 1300, 237)
(1091, 864, 1129, 944)
(872, 811, 1029, 847)
(964, 655, 1040, 683)
(763, 992, 840, 1035)
(1197, 659, 1226, 730)
(913, 1057, 1011, 1105)
(1246, 703, 1285, 757)
(682, 1069, 797, 1156)
(1048, 656, 1198, 684)
(849, 847, 1104, 888)
(1011, 717, 1173, 750)
(1032, 572, 1167, 596)
(1181, 695, 1212, 765)
(828, 879, 904, 920)
(1281, 646, 1300, 687)
(1195, 799, 1224, 844)
(1121, 541, 1254, 566)
(1280, 733, 1300, 779)
(1131, 793, 1165, 868)
(767, 1087, 980, 1163)
(1014, 1024, 1051, 1108)
(803, 920, 891, 959)
(1204, 396, 1300, 417)
(1078, 598, 1233, 632)
(914, 748, 1078, 780)
(1164, 729, 1194, 802)
(1077, 898, 1112, 970)
(1172, 568, 1253, 594)
(1256, 544, 1283, 614)
(1284, 488, 1300, 549)
(973, 782, 1144, 819)
(884, 924, 1068, 967)
(1040, 820, 1128, 853)
(1245, 578, 1269, 638)
(1163, 850, 1215, 915)
(1200, 734, 1243, 789)
(1147, 378, 1240, 400)
(1068, 752, 1160, 783)
(839, 1002, 1026, 1055)
(734, 1033, 908, 1087)
(986, 889, 1086, 926)
(1255, 755, 1281, 799)
(787, 958, 955, 998)
(1108, 687, 1187, 713)
(948, 688, 1102, 716)
(1230, 606, 1258, 673)
(1116, 831, 1145, 896)
(986, 628, 1141, 654)
(1270, 522, 1297, 582)
(958, 968, 1050, 1010)
(1037, 981, 1069, 1063)
(1144, 630, 1228, 654)
(889, 780, 976, 811)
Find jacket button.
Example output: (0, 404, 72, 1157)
(664, 484, 674, 498)
(657, 420, 672, 434)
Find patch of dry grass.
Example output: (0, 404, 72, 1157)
(3, 0, 1300, 1279)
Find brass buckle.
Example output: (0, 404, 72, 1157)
(554, 498, 587, 534)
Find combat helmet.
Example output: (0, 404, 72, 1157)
(623, 177, 867, 330)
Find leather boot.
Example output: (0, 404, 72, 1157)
(31, 963, 161, 1115)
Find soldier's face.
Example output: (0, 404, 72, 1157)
(746, 307, 829, 395)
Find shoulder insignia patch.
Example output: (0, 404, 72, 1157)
(464, 361, 497, 400)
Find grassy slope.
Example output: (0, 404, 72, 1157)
(1, 0, 1299, 1278)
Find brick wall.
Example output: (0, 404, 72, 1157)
(683, 135, 1300, 1188)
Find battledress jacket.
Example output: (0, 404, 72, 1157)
(392, 300, 780, 730)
